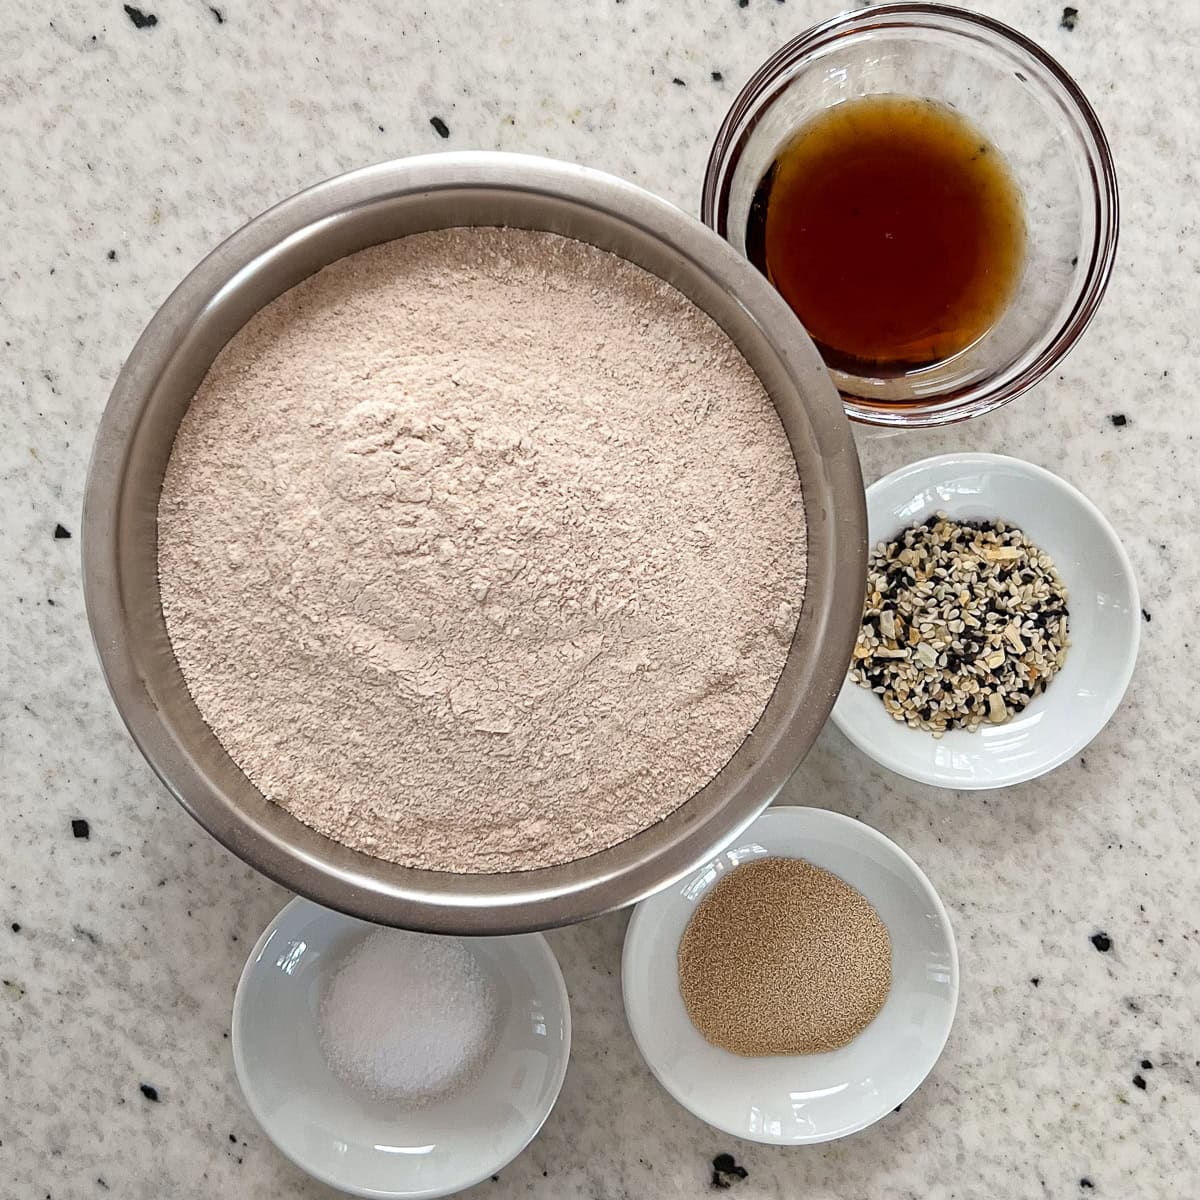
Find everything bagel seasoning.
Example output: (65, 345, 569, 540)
(850, 513, 1069, 735)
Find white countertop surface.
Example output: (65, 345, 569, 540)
(3, 1, 1198, 1196)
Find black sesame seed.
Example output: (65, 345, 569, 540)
(1091, 932, 1112, 953)
(1132, 1074, 1147, 1090)
(711, 1154, 748, 1185)
(1110, 413, 1127, 427)
(124, 4, 158, 28)
(429, 116, 450, 138)
(71, 818, 90, 839)
(139, 1083, 159, 1102)
(54, 523, 71, 539)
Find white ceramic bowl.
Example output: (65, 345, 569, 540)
(232, 898, 571, 1198)
(831, 452, 1139, 789)
(622, 806, 958, 1145)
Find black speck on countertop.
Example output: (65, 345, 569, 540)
(1110, 413, 1127, 427)
(54, 523, 71, 539)
(107, 249, 117, 261)
(737, 0, 748, 8)
(10, 922, 20, 933)
(1133, 1073, 1147, 1090)
(1141, 1058, 1154, 1069)
(1142, 608, 1152, 623)
(1091, 931, 1112, 952)
(210, 5, 224, 22)
(139, 1083, 160, 1102)
(1061, 6, 1079, 31)
(430, 116, 450, 138)
(229, 1133, 237, 1143)
(124, 4, 158, 29)
(711, 70, 723, 81)
(672, 77, 686, 86)
(71, 818, 90, 839)
(1031, 976, 1041, 987)
(711, 1153, 749, 1189)
(1080, 1180, 1094, 1191)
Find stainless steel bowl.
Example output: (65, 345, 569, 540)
(83, 153, 865, 934)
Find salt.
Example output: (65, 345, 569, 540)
(319, 928, 497, 1104)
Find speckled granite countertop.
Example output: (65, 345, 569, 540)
(3, 1, 1198, 1197)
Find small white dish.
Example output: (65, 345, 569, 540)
(232, 898, 571, 1199)
(831, 452, 1140, 789)
(622, 806, 958, 1145)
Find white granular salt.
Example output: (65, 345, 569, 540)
(158, 227, 807, 872)
(319, 929, 497, 1103)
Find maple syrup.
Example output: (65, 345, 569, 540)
(746, 95, 1026, 376)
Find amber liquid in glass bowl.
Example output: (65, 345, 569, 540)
(746, 95, 1026, 378)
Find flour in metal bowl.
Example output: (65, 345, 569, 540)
(157, 227, 807, 873)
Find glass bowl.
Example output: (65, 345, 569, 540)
(701, 2, 1119, 428)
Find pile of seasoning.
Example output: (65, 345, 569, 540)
(319, 928, 497, 1104)
(678, 857, 892, 1056)
(850, 513, 1069, 736)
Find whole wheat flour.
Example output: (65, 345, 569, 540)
(158, 228, 807, 873)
